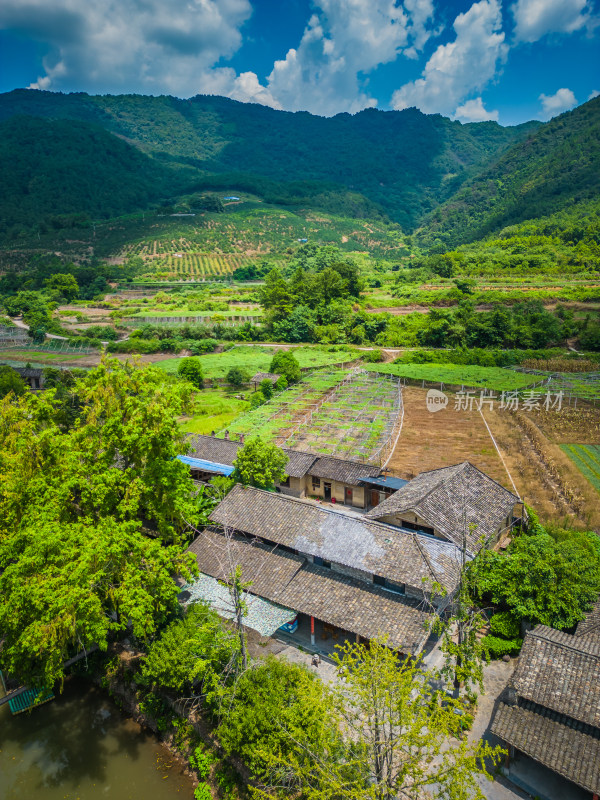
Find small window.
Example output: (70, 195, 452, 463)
(312, 477, 321, 489)
(373, 575, 405, 595)
(401, 519, 435, 537)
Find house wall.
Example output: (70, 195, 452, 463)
(277, 476, 305, 498)
(376, 511, 444, 539)
(305, 477, 367, 508)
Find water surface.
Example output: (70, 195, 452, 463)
(0, 678, 194, 800)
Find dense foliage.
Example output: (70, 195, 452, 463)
(419, 97, 600, 247)
(0, 89, 539, 231)
(0, 358, 198, 686)
(469, 512, 600, 631)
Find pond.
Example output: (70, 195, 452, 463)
(0, 678, 194, 800)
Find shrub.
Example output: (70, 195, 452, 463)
(480, 634, 522, 660)
(260, 378, 273, 399)
(489, 612, 520, 639)
(194, 783, 212, 800)
(270, 350, 301, 383)
(178, 357, 204, 388)
(226, 366, 249, 387)
(189, 745, 214, 779)
(362, 349, 384, 363)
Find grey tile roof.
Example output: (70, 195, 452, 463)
(491, 701, 600, 794)
(365, 461, 519, 553)
(576, 598, 600, 642)
(185, 434, 389, 483)
(251, 372, 280, 383)
(209, 484, 462, 594)
(507, 625, 600, 728)
(187, 434, 241, 464)
(308, 456, 380, 484)
(283, 450, 318, 479)
(188, 530, 433, 653)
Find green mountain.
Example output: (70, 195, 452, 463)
(0, 115, 195, 233)
(418, 96, 600, 248)
(0, 89, 538, 232)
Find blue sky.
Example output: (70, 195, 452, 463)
(0, 0, 598, 125)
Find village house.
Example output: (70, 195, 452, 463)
(183, 434, 385, 509)
(491, 603, 600, 798)
(187, 483, 463, 655)
(365, 461, 521, 554)
(185, 463, 520, 657)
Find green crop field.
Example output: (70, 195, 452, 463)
(157, 345, 357, 380)
(560, 444, 600, 493)
(365, 362, 539, 391)
(128, 307, 263, 319)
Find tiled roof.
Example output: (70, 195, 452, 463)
(491, 701, 600, 794)
(365, 461, 519, 553)
(576, 598, 600, 642)
(251, 372, 280, 383)
(209, 484, 462, 593)
(187, 434, 241, 464)
(188, 530, 433, 653)
(308, 456, 380, 484)
(185, 434, 386, 483)
(283, 450, 318, 479)
(507, 625, 600, 728)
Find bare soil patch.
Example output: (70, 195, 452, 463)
(387, 387, 510, 487)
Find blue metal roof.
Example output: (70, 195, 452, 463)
(177, 455, 235, 476)
(360, 475, 408, 490)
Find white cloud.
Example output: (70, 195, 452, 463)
(234, 0, 437, 116)
(512, 0, 593, 43)
(539, 87, 577, 117)
(589, 89, 600, 100)
(454, 97, 499, 122)
(0, 0, 252, 97)
(391, 0, 507, 117)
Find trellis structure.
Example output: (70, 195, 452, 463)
(283, 369, 403, 463)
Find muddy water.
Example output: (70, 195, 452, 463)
(0, 679, 194, 800)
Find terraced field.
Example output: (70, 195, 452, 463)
(559, 444, 600, 493)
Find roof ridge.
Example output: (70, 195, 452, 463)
(221, 483, 456, 541)
(412, 533, 441, 587)
(528, 626, 600, 659)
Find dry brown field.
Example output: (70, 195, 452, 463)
(388, 386, 600, 531)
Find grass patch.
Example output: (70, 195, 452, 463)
(157, 346, 357, 380)
(179, 389, 249, 435)
(0, 348, 87, 364)
(364, 362, 538, 391)
(560, 444, 600, 494)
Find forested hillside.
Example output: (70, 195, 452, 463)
(0, 89, 538, 231)
(0, 115, 195, 233)
(419, 97, 600, 248)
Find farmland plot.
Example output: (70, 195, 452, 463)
(560, 444, 600, 493)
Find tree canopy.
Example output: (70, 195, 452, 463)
(232, 437, 288, 490)
(0, 357, 198, 687)
(469, 513, 600, 630)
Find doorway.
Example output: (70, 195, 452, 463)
(324, 482, 332, 500)
(345, 487, 353, 505)
(370, 489, 380, 508)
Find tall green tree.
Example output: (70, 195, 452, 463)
(0, 358, 198, 687)
(251, 640, 502, 800)
(232, 437, 288, 490)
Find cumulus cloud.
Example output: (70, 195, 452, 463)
(454, 97, 499, 122)
(234, 0, 436, 116)
(0, 0, 252, 96)
(511, 0, 593, 43)
(589, 89, 600, 100)
(539, 87, 577, 117)
(391, 0, 507, 117)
